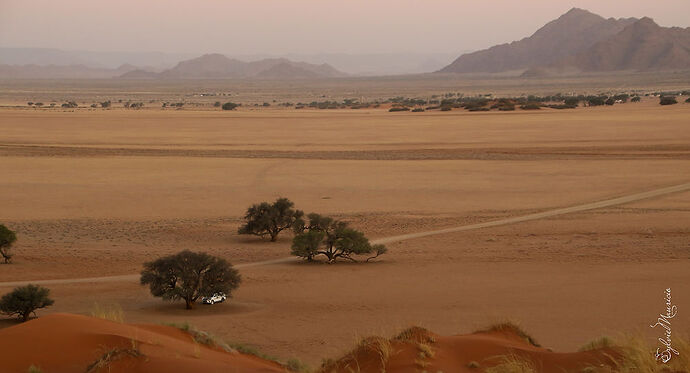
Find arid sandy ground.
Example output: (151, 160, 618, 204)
(0, 99, 688, 365)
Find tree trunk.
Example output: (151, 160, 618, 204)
(270, 232, 278, 242)
(21, 312, 30, 322)
(185, 298, 194, 310)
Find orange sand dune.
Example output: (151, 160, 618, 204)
(321, 326, 617, 373)
(0, 314, 283, 373)
(0, 315, 620, 373)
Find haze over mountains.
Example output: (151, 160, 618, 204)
(1, 8, 688, 79)
(121, 54, 347, 79)
(440, 8, 690, 75)
(0, 48, 457, 78)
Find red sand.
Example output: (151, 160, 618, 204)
(0, 315, 618, 373)
(322, 326, 617, 373)
(0, 314, 283, 373)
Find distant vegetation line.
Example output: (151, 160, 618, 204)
(1, 144, 689, 160)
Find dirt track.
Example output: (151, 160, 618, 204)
(1, 143, 690, 160)
(1, 181, 686, 288)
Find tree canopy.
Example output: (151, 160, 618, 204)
(291, 213, 386, 263)
(140, 250, 241, 309)
(0, 224, 17, 264)
(238, 198, 304, 242)
(0, 285, 54, 322)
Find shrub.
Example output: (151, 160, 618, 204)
(61, 101, 78, 108)
(548, 103, 577, 109)
(140, 250, 241, 309)
(213, 101, 221, 107)
(101, 101, 111, 108)
(520, 104, 541, 110)
(27, 102, 34, 106)
(411, 108, 425, 112)
(605, 98, 615, 106)
(659, 96, 678, 105)
(291, 213, 386, 263)
(222, 102, 238, 110)
(440, 106, 452, 111)
(685, 97, 690, 103)
(286, 358, 310, 372)
(564, 97, 579, 106)
(587, 97, 606, 106)
(631, 96, 641, 103)
(238, 198, 304, 242)
(389, 107, 410, 112)
(0, 224, 16, 264)
(0, 285, 54, 322)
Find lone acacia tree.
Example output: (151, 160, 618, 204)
(140, 250, 241, 309)
(238, 198, 304, 242)
(0, 224, 17, 264)
(291, 213, 386, 263)
(0, 284, 54, 322)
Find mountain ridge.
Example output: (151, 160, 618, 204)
(440, 8, 690, 75)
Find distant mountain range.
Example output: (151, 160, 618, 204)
(121, 54, 347, 79)
(440, 8, 690, 75)
(0, 53, 347, 79)
(0, 63, 142, 79)
(0, 48, 459, 77)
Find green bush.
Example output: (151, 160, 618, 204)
(238, 198, 304, 242)
(660, 96, 678, 105)
(0, 224, 16, 264)
(0, 285, 54, 322)
(140, 251, 241, 309)
(587, 97, 606, 106)
(520, 103, 541, 110)
(291, 213, 386, 263)
(388, 107, 410, 112)
(564, 97, 579, 106)
(222, 102, 238, 110)
(631, 96, 641, 103)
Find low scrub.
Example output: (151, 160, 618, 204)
(475, 321, 540, 347)
(659, 96, 678, 105)
(85, 347, 143, 373)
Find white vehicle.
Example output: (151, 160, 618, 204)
(201, 293, 227, 305)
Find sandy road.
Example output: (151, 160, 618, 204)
(0, 182, 688, 288)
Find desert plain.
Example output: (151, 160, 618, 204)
(0, 86, 689, 369)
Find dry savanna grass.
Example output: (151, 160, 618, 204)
(84, 347, 144, 373)
(89, 302, 125, 323)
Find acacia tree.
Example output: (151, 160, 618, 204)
(0, 224, 17, 264)
(291, 213, 386, 263)
(140, 250, 241, 309)
(0, 285, 54, 322)
(238, 198, 304, 242)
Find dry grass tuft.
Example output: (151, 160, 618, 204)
(416, 342, 435, 359)
(318, 336, 393, 373)
(163, 322, 236, 353)
(85, 347, 143, 373)
(579, 336, 615, 352)
(394, 326, 436, 344)
(475, 321, 540, 347)
(484, 354, 537, 373)
(89, 302, 124, 323)
(611, 333, 689, 373)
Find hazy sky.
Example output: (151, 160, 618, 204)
(2, 0, 689, 55)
